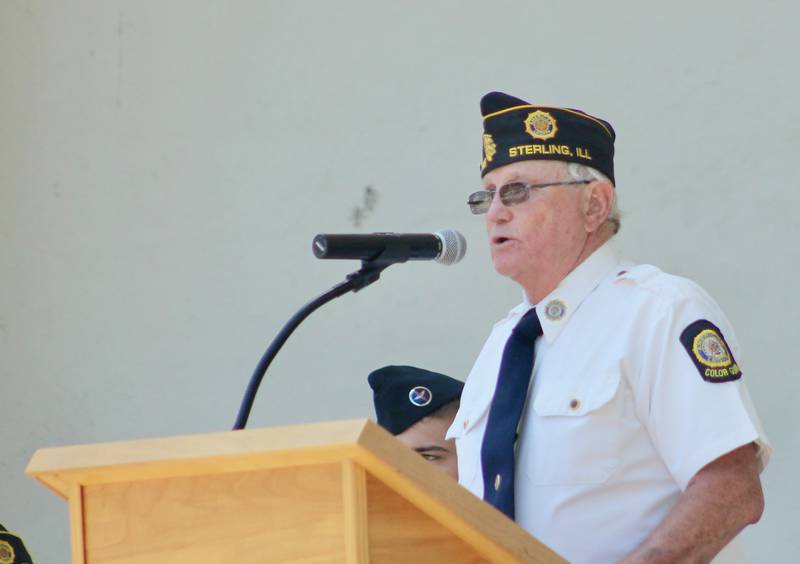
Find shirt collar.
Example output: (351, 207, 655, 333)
(519, 242, 622, 344)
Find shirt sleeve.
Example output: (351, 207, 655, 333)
(630, 283, 772, 490)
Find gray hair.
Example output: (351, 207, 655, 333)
(566, 162, 621, 234)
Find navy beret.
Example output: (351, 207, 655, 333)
(368, 365, 464, 435)
(480, 91, 616, 184)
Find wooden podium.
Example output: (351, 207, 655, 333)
(27, 419, 565, 563)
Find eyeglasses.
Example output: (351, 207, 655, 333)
(467, 181, 591, 215)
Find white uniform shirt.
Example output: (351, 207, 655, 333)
(447, 243, 771, 564)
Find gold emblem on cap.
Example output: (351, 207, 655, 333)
(481, 133, 497, 171)
(524, 110, 558, 141)
(0, 540, 15, 564)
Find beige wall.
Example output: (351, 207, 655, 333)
(1, 1, 797, 561)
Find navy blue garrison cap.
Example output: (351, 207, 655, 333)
(368, 365, 464, 435)
(480, 91, 616, 184)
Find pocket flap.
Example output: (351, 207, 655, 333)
(448, 395, 492, 439)
(533, 371, 621, 417)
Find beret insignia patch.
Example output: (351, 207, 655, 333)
(0, 540, 14, 564)
(680, 320, 742, 383)
(481, 133, 497, 171)
(408, 386, 432, 407)
(524, 110, 558, 141)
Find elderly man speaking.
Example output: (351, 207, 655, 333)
(447, 92, 771, 563)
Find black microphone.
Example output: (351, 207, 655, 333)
(312, 229, 466, 265)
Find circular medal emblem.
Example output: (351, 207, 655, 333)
(693, 329, 731, 367)
(524, 110, 558, 141)
(0, 541, 15, 564)
(544, 300, 566, 321)
(408, 386, 433, 407)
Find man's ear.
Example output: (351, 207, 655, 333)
(583, 180, 614, 233)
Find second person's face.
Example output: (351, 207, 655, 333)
(397, 416, 458, 479)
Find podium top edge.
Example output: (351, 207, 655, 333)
(26, 418, 379, 479)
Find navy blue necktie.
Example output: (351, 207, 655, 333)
(481, 307, 543, 519)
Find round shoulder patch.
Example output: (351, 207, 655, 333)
(693, 329, 732, 367)
(680, 319, 742, 383)
(408, 386, 432, 407)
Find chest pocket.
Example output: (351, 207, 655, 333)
(449, 396, 492, 490)
(522, 371, 624, 486)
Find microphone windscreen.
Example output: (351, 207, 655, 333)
(435, 229, 467, 265)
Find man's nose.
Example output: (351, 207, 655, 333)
(486, 192, 511, 223)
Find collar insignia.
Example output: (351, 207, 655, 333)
(544, 300, 566, 321)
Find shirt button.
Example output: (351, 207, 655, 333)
(463, 419, 469, 430)
(494, 474, 502, 491)
(569, 399, 581, 410)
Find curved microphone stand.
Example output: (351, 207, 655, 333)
(232, 240, 412, 430)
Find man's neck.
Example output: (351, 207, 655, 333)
(521, 229, 613, 304)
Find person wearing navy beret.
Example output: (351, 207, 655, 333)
(447, 91, 772, 563)
(368, 365, 463, 479)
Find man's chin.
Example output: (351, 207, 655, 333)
(492, 257, 536, 288)
(491, 257, 518, 280)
